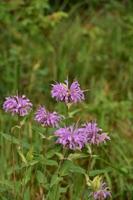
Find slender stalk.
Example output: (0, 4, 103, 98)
(21, 165, 29, 200)
(55, 148, 68, 199)
(46, 148, 67, 200)
(11, 128, 16, 198)
(17, 116, 25, 200)
(42, 127, 48, 198)
(43, 127, 48, 154)
(54, 104, 70, 199)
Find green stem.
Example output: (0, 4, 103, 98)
(11, 133, 16, 198)
(54, 149, 68, 200)
(46, 105, 70, 199)
(17, 116, 25, 200)
(42, 127, 48, 154)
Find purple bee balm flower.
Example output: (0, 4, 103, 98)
(51, 81, 68, 102)
(82, 122, 110, 145)
(54, 126, 88, 150)
(93, 182, 111, 200)
(34, 106, 62, 127)
(51, 80, 84, 104)
(69, 81, 85, 103)
(3, 95, 32, 116)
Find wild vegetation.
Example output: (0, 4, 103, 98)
(0, 0, 133, 199)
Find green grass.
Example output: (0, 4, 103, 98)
(0, 1, 133, 199)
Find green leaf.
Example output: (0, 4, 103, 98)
(46, 147, 60, 159)
(47, 185, 60, 200)
(55, 152, 64, 160)
(68, 152, 89, 160)
(26, 147, 34, 161)
(50, 174, 62, 188)
(71, 174, 85, 200)
(45, 159, 58, 166)
(26, 160, 38, 167)
(89, 168, 112, 176)
(36, 170, 46, 184)
(22, 167, 32, 185)
(24, 187, 30, 200)
(0, 180, 14, 189)
(18, 149, 27, 164)
(60, 160, 85, 176)
(59, 186, 69, 194)
(68, 109, 81, 117)
(0, 132, 30, 149)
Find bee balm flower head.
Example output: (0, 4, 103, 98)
(54, 125, 88, 150)
(51, 80, 84, 104)
(3, 95, 32, 116)
(82, 122, 110, 145)
(34, 106, 62, 127)
(93, 182, 111, 200)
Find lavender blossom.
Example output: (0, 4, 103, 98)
(93, 182, 111, 200)
(3, 95, 32, 116)
(69, 81, 84, 103)
(34, 106, 62, 127)
(51, 81, 68, 102)
(51, 80, 84, 104)
(82, 122, 110, 145)
(54, 126, 88, 150)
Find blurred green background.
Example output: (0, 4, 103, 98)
(0, 0, 133, 199)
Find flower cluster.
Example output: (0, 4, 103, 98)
(3, 81, 110, 149)
(93, 182, 111, 200)
(54, 126, 88, 150)
(34, 106, 62, 127)
(82, 122, 110, 145)
(3, 95, 32, 116)
(51, 80, 109, 149)
(51, 80, 84, 104)
(3, 79, 111, 198)
(54, 122, 110, 150)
